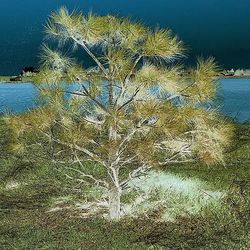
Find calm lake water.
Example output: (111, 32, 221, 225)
(0, 78, 249, 122)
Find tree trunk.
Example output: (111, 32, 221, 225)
(109, 187, 121, 220)
(108, 81, 113, 106)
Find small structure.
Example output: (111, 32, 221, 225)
(10, 76, 22, 82)
(20, 66, 39, 77)
(222, 68, 250, 77)
(222, 69, 235, 76)
(234, 69, 245, 76)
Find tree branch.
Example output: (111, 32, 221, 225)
(120, 164, 151, 190)
(114, 55, 142, 106)
(64, 87, 109, 114)
(72, 37, 109, 78)
(158, 159, 195, 166)
(39, 130, 107, 167)
(81, 85, 110, 113)
(67, 163, 108, 188)
(118, 88, 140, 111)
(124, 55, 142, 84)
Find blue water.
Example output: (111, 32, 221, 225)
(0, 79, 249, 122)
(0, 83, 38, 114)
(219, 78, 250, 122)
(1, 0, 250, 75)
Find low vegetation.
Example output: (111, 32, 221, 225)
(0, 117, 249, 249)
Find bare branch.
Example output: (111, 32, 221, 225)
(72, 37, 109, 78)
(124, 55, 142, 84)
(159, 159, 195, 166)
(82, 116, 103, 126)
(120, 155, 138, 167)
(120, 164, 151, 190)
(39, 130, 107, 167)
(67, 166, 108, 188)
(81, 85, 110, 113)
(118, 88, 140, 111)
(63, 87, 110, 114)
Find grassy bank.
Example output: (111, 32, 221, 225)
(0, 118, 249, 249)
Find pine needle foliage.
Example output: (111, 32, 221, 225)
(7, 7, 233, 220)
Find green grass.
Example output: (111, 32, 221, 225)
(165, 123, 250, 192)
(0, 118, 249, 249)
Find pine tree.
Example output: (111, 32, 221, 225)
(7, 7, 233, 220)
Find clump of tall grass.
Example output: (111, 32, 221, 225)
(123, 171, 224, 221)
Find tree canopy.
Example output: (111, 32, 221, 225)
(7, 7, 233, 220)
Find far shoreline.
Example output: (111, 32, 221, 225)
(1, 75, 250, 84)
(0, 76, 33, 84)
